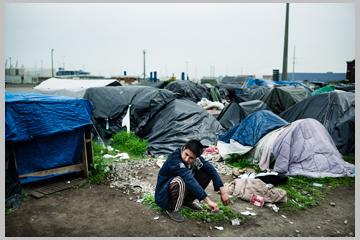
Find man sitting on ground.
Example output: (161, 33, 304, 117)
(155, 139, 230, 222)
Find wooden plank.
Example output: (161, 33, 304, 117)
(27, 189, 45, 199)
(19, 164, 83, 178)
(82, 133, 89, 177)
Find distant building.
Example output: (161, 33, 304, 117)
(263, 72, 346, 82)
(111, 75, 139, 85)
(346, 60, 355, 83)
(55, 68, 104, 79)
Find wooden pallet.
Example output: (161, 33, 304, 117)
(27, 178, 86, 198)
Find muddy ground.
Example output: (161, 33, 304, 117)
(5, 159, 355, 237)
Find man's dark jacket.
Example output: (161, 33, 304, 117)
(155, 148, 223, 210)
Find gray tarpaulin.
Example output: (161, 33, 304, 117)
(280, 91, 355, 154)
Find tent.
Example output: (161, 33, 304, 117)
(33, 77, 121, 98)
(139, 99, 224, 155)
(272, 119, 355, 177)
(280, 91, 355, 154)
(249, 86, 271, 100)
(261, 86, 311, 114)
(217, 100, 268, 129)
(83, 86, 176, 139)
(164, 80, 210, 102)
(5, 92, 93, 184)
(218, 110, 288, 146)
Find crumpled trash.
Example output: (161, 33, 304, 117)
(265, 203, 279, 212)
(240, 211, 256, 216)
(231, 219, 241, 226)
(153, 216, 159, 220)
(312, 183, 323, 187)
(107, 145, 114, 152)
(103, 152, 130, 160)
(214, 226, 224, 231)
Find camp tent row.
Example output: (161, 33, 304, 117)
(5, 77, 355, 208)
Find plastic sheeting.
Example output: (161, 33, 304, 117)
(272, 119, 355, 178)
(311, 85, 335, 96)
(6, 92, 93, 142)
(217, 100, 267, 129)
(5, 92, 93, 183)
(218, 110, 288, 146)
(34, 77, 121, 98)
(261, 87, 311, 114)
(165, 80, 210, 102)
(83, 86, 176, 138)
(280, 91, 355, 154)
(139, 99, 224, 155)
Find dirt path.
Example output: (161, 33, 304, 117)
(5, 159, 355, 237)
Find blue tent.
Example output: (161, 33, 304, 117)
(5, 92, 93, 183)
(218, 110, 288, 146)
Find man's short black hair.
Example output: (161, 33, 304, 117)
(183, 139, 204, 157)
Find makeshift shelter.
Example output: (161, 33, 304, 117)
(249, 86, 271, 100)
(140, 99, 224, 155)
(280, 91, 355, 154)
(164, 80, 209, 102)
(218, 110, 288, 146)
(34, 77, 121, 98)
(261, 86, 311, 114)
(272, 119, 355, 177)
(218, 83, 250, 103)
(311, 85, 335, 96)
(5, 92, 93, 185)
(83, 86, 176, 139)
(217, 100, 268, 129)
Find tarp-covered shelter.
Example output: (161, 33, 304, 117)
(217, 100, 267, 129)
(218, 84, 250, 103)
(280, 91, 355, 154)
(249, 86, 271, 100)
(272, 119, 355, 177)
(83, 86, 176, 139)
(218, 110, 288, 146)
(5, 92, 93, 184)
(140, 99, 224, 155)
(165, 80, 209, 102)
(34, 77, 121, 98)
(261, 86, 311, 114)
(311, 85, 335, 96)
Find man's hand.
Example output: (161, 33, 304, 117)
(220, 186, 230, 205)
(204, 197, 220, 213)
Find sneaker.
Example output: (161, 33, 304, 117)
(183, 201, 203, 211)
(166, 210, 185, 222)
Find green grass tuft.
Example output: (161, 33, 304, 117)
(142, 194, 244, 223)
(225, 154, 260, 172)
(88, 141, 114, 184)
(111, 131, 148, 159)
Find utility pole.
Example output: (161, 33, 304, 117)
(51, 48, 54, 77)
(282, 3, 289, 81)
(292, 45, 296, 81)
(186, 61, 189, 80)
(143, 49, 146, 81)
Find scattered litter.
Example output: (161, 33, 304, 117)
(250, 194, 264, 207)
(110, 185, 115, 188)
(245, 207, 253, 211)
(153, 216, 159, 220)
(107, 145, 114, 152)
(295, 230, 300, 233)
(240, 211, 256, 216)
(192, 233, 197, 237)
(129, 197, 133, 201)
(136, 199, 144, 203)
(214, 226, 224, 231)
(344, 220, 348, 225)
(312, 183, 323, 187)
(281, 215, 287, 219)
(208, 226, 212, 230)
(67, 181, 70, 184)
(231, 219, 241, 226)
(265, 203, 279, 212)
(289, 221, 294, 224)
(329, 202, 336, 206)
(317, 226, 321, 229)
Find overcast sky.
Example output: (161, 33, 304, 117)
(5, 3, 355, 78)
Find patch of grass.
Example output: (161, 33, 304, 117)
(279, 176, 355, 211)
(88, 141, 114, 184)
(142, 194, 244, 223)
(225, 154, 260, 172)
(343, 153, 355, 164)
(111, 131, 148, 159)
(5, 207, 13, 215)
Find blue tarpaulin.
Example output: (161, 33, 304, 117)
(5, 92, 93, 183)
(218, 110, 288, 146)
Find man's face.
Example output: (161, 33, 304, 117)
(181, 148, 197, 166)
